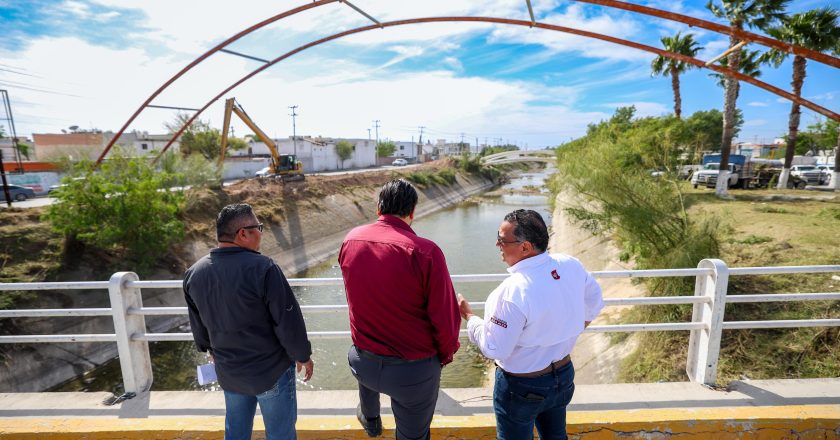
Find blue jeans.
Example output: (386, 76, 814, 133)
(223, 364, 297, 440)
(493, 361, 575, 440)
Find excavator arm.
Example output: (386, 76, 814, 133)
(219, 98, 303, 180)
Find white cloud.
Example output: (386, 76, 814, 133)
(808, 91, 836, 101)
(442, 57, 463, 72)
(488, 4, 649, 62)
(377, 45, 425, 69)
(748, 101, 769, 107)
(94, 11, 120, 22)
(1, 34, 602, 147)
(64, 1, 91, 18)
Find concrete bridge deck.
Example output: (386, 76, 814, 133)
(1, 378, 838, 439)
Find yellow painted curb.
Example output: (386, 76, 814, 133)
(0, 405, 837, 439)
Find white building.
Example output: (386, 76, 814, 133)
(241, 136, 376, 172)
(105, 131, 180, 156)
(393, 141, 419, 160)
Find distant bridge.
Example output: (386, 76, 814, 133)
(480, 149, 555, 165)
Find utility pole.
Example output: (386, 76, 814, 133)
(289, 105, 298, 157)
(417, 126, 425, 159)
(0, 151, 11, 207)
(373, 120, 380, 163)
(460, 132, 465, 154)
(367, 128, 371, 140)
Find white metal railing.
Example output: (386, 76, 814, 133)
(1, 259, 839, 393)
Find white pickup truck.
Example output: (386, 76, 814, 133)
(691, 163, 741, 188)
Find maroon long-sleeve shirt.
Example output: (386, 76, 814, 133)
(339, 215, 461, 365)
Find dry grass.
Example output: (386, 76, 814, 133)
(620, 185, 840, 384)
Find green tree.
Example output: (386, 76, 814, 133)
(335, 140, 353, 169)
(762, 7, 840, 188)
(710, 48, 764, 95)
(44, 150, 184, 266)
(682, 109, 744, 160)
(158, 150, 218, 187)
(376, 141, 397, 158)
(707, 0, 789, 197)
(165, 113, 245, 161)
(651, 32, 703, 119)
(553, 108, 721, 276)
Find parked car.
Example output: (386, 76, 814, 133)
(816, 164, 833, 185)
(679, 164, 703, 180)
(790, 165, 823, 185)
(0, 184, 36, 201)
(392, 158, 408, 166)
(48, 177, 85, 195)
(255, 166, 271, 177)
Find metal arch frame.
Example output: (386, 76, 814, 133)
(150, 16, 840, 160)
(96, 1, 840, 164)
(572, 0, 840, 70)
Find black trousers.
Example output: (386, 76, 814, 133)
(348, 345, 441, 440)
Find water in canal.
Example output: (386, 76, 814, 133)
(56, 167, 553, 392)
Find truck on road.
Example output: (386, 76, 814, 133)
(692, 154, 754, 189)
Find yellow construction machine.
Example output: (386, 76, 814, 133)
(219, 98, 304, 182)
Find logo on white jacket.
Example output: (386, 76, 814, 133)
(490, 316, 508, 328)
(551, 269, 561, 280)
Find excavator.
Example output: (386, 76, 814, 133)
(219, 97, 304, 182)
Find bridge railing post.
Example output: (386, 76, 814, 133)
(686, 259, 728, 385)
(109, 271, 153, 393)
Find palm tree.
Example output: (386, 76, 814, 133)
(707, 0, 789, 197)
(710, 49, 764, 93)
(651, 32, 703, 119)
(762, 8, 840, 189)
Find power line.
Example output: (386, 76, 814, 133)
(0, 81, 81, 98)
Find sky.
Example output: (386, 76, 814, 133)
(0, 0, 838, 149)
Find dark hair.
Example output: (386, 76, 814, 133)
(378, 179, 418, 217)
(216, 203, 255, 241)
(504, 209, 548, 253)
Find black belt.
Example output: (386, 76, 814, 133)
(356, 347, 434, 365)
(501, 355, 571, 378)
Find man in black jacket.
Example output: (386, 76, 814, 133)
(184, 203, 313, 440)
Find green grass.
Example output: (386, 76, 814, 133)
(754, 205, 789, 214)
(734, 234, 774, 245)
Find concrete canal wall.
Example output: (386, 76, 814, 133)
(549, 190, 646, 384)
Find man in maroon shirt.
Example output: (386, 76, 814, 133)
(339, 179, 461, 439)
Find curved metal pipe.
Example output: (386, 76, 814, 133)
(95, 0, 340, 165)
(102, 1, 840, 165)
(572, 0, 840, 70)
(152, 16, 840, 160)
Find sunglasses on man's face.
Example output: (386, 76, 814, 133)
(241, 223, 264, 233)
(496, 233, 522, 246)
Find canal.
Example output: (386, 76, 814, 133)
(56, 166, 553, 392)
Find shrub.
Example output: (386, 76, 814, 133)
(406, 171, 429, 186)
(44, 151, 185, 266)
(553, 107, 722, 295)
(436, 168, 457, 184)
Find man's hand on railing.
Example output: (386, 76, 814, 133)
(297, 359, 314, 382)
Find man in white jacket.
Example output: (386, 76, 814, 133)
(458, 209, 603, 440)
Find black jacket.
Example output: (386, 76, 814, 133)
(184, 246, 311, 395)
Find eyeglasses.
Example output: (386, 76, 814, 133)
(496, 233, 522, 246)
(240, 223, 264, 233)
